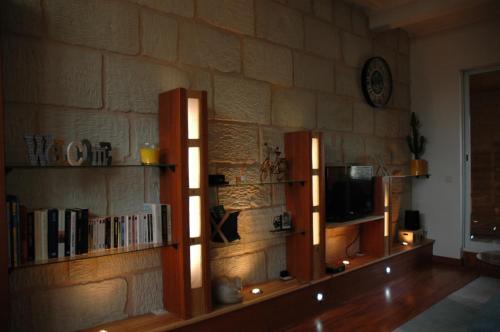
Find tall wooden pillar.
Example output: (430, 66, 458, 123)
(159, 88, 211, 318)
(285, 131, 325, 282)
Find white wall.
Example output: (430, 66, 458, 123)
(411, 19, 500, 258)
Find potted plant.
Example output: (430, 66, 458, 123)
(406, 112, 428, 176)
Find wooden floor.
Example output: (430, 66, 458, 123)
(285, 263, 478, 332)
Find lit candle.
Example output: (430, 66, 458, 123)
(140, 143, 159, 165)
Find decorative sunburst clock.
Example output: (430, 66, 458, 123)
(361, 57, 393, 108)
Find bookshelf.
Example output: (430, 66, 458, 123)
(0, 52, 8, 328)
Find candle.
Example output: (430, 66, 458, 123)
(140, 143, 159, 165)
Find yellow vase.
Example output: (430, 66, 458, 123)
(140, 144, 160, 165)
(410, 159, 428, 176)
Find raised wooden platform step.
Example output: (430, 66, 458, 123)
(84, 240, 434, 332)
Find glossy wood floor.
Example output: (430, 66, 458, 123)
(285, 263, 479, 332)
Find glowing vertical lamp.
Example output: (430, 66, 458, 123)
(312, 137, 320, 246)
(187, 97, 203, 291)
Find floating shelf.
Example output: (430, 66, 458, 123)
(326, 215, 384, 229)
(270, 228, 306, 235)
(211, 179, 305, 187)
(385, 174, 430, 179)
(5, 163, 176, 172)
(9, 241, 178, 270)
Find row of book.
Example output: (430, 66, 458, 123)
(7, 195, 172, 268)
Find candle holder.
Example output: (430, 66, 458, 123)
(140, 143, 159, 165)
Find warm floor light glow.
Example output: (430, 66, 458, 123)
(188, 147, 200, 189)
(385, 266, 391, 274)
(99, 330, 108, 332)
(187, 98, 200, 139)
(342, 260, 350, 265)
(312, 137, 319, 170)
(384, 212, 389, 237)
(189, 196, 201, 238)
(190, 244, 202, 289)
(313, 212, 320, 246)
(316, 292, 324, 302)
(251, 288, 262, 295)
(312, 175, 320, 207)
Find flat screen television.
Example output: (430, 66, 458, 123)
(325, 166, 374, 223)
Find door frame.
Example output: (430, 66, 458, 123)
(462, 65, 500, 253)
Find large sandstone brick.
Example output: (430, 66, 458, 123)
(129, 115, 159, 164)
(342, 32, 372, 67)
(35, 106, 130, 162)
(260, 127, 286, 161)
(130, 269, 164, 315)
(243, 39, 293, 86)
(393, 82, 411, 109)
(375, 110, 400, 138)
(215, 165, 272, 209)
(289, 0, 312, 12)
(189, 70, 214, 116)
(142, 9, 177, 62)
(266, 244, 287, 280)
(107, 167, 145, 215)
(389, 139, 410, 165)
(6, 169, 107, 215)
(136, 0, 194, 17)
(334, 0, 351, 31)
(106, 55, 190, 113)
(335, 64, 362, 99)
(374, 29, 399, 50)
(214, 75, 271, 124)
(374, 45, 397, 78)
(256, 0, 303, 49)
(1, 0, 42, 36)
(272, 88, 315, 129)
(30, 279, 127, 332)
(208, 122, 259, 163)
(3, 36, 102, 108)
(210, 237, 285, 260)
(304, 17, 341, 59)
(324, 131, 343, 163)
(317, 94, 353, 131)
(211, 251, 267, 285)
(4, 103, 38, 164)
(294, 53, 334, 92)
(366, 137, 390, 164)
(313, 0, 333, 22)
(96, 250, 162, 279)
(144, 167, 161, 204)
(342, 133, 365, 163)
(68, 260, 98, 283)
(197, 0, 254, 35)
(353, 102, 374, 134)
(179, 21, 241, 73)
(352, 8, 369, 37)
(397, 54, 410, 83)
(45, 0, 139, 54)
(237, 207, 284, 243)
(399, 111, 411, 138)
(399, 29, 409, 55)
(9, 262, 68, 293)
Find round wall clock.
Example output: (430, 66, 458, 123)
(361, 57, 393, 108)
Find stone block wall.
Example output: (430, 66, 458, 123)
(1, 0, 411, 331)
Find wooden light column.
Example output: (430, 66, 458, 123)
(159, 88, 211, 319)
(285, 131, 325, 282)
(0, 52, 9, 329)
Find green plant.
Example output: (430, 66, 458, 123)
(406, 112, 426, 159)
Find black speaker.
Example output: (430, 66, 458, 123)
(405, 210, 420, 230)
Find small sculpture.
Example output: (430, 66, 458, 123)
(213, 276, 243, 304)
(260, 143, 287, 182)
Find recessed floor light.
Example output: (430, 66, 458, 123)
(342, 260, 350, 265)
(251, 288, 262, 295)
(316, 292, 324, 302)
(385, 266, 391, 274)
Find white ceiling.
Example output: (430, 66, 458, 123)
(345, 0, 500, 37)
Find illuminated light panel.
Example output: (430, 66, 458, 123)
(312, 137, 319, 170)
(187, 98, 200, 139)
(188, 147, 200, 189)
(384, 212, 389, 237)
(316, 292, 324, 302)
(189, 196, 201, 238)
(251, 288, 262, 295)
(313, 212, 320, 246)
(312, 175, 320, 207)
(190, 244, 202, 289)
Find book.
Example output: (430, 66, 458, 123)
(47, 209, 59, 259)
(27, 212, 35, 261)
(57, 209, 65, 258)
(7, 196, 20, 267)
(20, 206, 28, 263)
(64, 210, 75, 256)
(73, 208, 89, 254)
(34, 209, 48, 261)
(6, 202, 11, 268)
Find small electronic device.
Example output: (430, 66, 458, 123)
(398, 229, 424, 245)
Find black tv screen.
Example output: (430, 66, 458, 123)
(325, 166, 374, 222)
